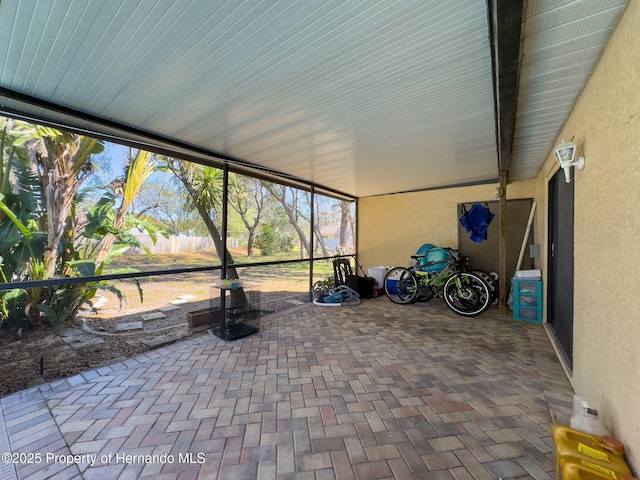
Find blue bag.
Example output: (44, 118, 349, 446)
(460, 203, 495, 243)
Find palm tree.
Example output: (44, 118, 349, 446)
(93, 148, 156, 265)
(168, 159, 249, 308)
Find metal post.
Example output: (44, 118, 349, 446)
(309, 185, 315, 302)
(219, 164, 230, 329)
(498, 172, 508, 315)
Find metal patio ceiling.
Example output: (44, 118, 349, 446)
(0, 0, 627, 198)
(510, 0, 627, 180)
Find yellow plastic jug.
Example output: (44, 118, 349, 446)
(562, 460, 638, 480)
(552, 425, 632, 479)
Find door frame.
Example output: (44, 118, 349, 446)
(546, 171, 575, 370)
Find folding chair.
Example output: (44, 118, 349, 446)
(333, 258, 353, 287)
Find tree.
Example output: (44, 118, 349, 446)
(338, 200, 355, 253)
(16, 123, 104, 277)
(125, 171, 201, 235)
(93, 148, 156, 265)
(310, 193, 331, 257)
(168, 160, 249, 308)
(262, 182, 313, 258)
(254, 224, 293, 256)
(0, 120, 150, 330)
(0, 118, 45, 283)
(228, 174, 267, 257)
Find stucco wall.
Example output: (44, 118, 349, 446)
(359, 184, 487, 271)
(535, 0, 640, 469)
(360, 182, 518, 271)
(358, 179, 536, 271)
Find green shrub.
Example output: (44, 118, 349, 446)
(255, 225, 293, 256)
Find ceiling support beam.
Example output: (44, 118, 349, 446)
(487, 0, 525, 174)
(487, 0, 523, 315)
(498, 172, 509, 315)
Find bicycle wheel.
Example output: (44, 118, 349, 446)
(454, 273, 491, 313)
(443, 272, 491, 316)
(383, 267, 418, 304)
(471, 269, 498, 304)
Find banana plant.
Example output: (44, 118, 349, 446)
(0, 121, 44, 281)
(77, 192, 162, 265)
(1, 120, 160, 329)
(0, 164, 141, 328)
(35, 259, 138, 328)
(3, 288, 28, 334)
(0, 192, 44, 329)
(12, 122, 104, 278)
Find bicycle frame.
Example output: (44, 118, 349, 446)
(412, 247, 464, 297)
(413, 263, 454, 297)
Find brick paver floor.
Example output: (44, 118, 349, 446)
(0, 297, 573, 479)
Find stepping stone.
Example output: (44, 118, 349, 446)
(141, 312, 165, 321)
(287, 299, 305, 305)
(170, 299, 189, 305)
(59, 328, 105, 348)
(176, 294, 197, 300)
(59, 328, 106, 354)
(158, 306, 181, 312)
(141, 333, 180, 349)
(116, 321, 143, 331)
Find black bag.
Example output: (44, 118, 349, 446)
(346, 274, 377, 298)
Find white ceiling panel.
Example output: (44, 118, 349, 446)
(0, 0, 627, 197)
(510, 0, 626, 180)
(0, 0, 497, 197)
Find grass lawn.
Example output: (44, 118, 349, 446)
(94, 247, 338, 318)
(107, 247, 333, 273)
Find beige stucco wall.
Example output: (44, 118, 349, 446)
(358, 0, 639, 470)
(358, 180, 536, 272)
(535, 0, 640, 469)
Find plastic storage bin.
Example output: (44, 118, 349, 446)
(512, 278, 542, 323)
(552, 425, 632, 479)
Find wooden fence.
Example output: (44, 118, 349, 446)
(126, 235, 237, 255)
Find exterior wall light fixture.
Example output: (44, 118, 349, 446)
(553, 139, 585, 183)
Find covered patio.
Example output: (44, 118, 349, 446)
(0, 299, 573, 479)
(1, 0, 639, 477)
